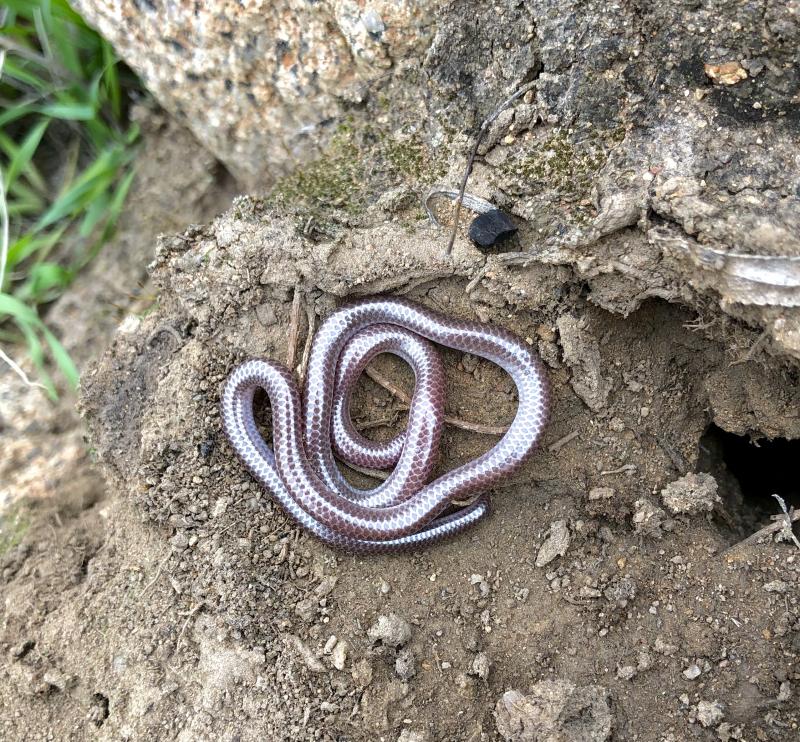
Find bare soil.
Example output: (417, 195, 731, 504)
(1, 103, 799, 742)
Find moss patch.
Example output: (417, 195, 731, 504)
(270, 120, 445, 228)
(503, 127, 622, 203)
(272, 125, 367, 216)
(0, 502, 31, 557)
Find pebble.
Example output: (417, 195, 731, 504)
(395, 649, 417, 680)
(397, 730, 430, 742)
(468, 209, 517, 249)
(331, 640, 348, 671)
(255, 303, 277, 326)
(535, 520, 571, 568)
(763, 580, 788, 593)
(696, 700, 724, 727)
(616, 665, 637, 681)
(170, 532, 189, 551)
(351, 658, 373, 688)
(661, 472, 720, 515)
(683, 664, 702, 680)
(469, 652, 491, 681)
(42, 669, 68, 692)
(367, 613, 412, 648)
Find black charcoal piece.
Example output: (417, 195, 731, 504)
(468, 209, 517, 249)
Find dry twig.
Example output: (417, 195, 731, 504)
(445, 82, 534, 255)
(298, 300, 316, 382)
(286, 285, 303, 371)
(722, 503, 800, 557)
(364, 365, 507, 435)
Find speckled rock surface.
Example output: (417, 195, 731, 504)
(73, 0, 442, 188)
(77, 0, 800, 359)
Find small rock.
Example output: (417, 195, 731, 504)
(42, 669, 68, 692)
(589, 487, 615, 501)
(704, 61, 747, 86)
(683, 664, 702, 680)
(535, 520, 571, 568)
(603, 577, 636, 605)
(661, 473, 720, 515)
(495, 681, 612, 741)
(764, 580, 789, 593)
(315, 575, 338, 597)
(696, 700, 724, 727)
(376, 186, 414, 213)
(367, 613, 412, 648)
(211, 496, 229, 518)
(468, 209, 517, 249)
(331, 639, 348, 671)
(397, 730, 430, 742)
(324, 635, 338, 654)
(170, 532, 189, 551)
(395, 649, 417, 680)
(469, 652, 491, 681)
(716, 721, 743, 741)
(283, 635, 325, 672)
(655, 636, 678, 656)
(295, 597, 317, 622)
(632, 498, 666, 537)
(255, 303, 277, 326)
(616, 665, 637, 681)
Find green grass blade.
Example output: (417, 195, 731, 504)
(0, 291, 40, 325)
(35, 149, 116, 229)
(5, 227, 64, 269)
(101, 41, 122, 119)
(0, 56, 50, 91)
(36, 99, 96, 120)
(18, 320, 56, 399)
(3, 118, 49, 190)
(42, 325, 78, 388)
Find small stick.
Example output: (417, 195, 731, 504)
(364, 365, 507, 435)
(548, 430, 579, 453)
(600, 464, 636, 476)
(446, 82, 534, 255)
(772, 494, 800, 551)
(173, 603, 204, 656)
(722, 506, 800, 557)
(139, 553, 171, 598)
(286, 286, 303, 371)
(341, 461, 390, 482)
(356, 416, 398, 431)
(298, 300, 316, 382)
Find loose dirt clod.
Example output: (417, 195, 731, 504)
(661, 472, 721, 515)
(494, 681, 612, 742)
(368, 614, 413, 648)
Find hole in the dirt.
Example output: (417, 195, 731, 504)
(700, 423, 800, 528)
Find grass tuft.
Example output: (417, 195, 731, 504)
(0, 0, 139, 398)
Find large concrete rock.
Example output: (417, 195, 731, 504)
(76, 0, 800, 359)
(73, 0, 441, 188)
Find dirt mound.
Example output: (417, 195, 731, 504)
(54, 197, 798, 739)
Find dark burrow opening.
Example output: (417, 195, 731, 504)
(699, 423, 800, 535)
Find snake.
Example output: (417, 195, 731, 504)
(220, 296, 549, 553)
